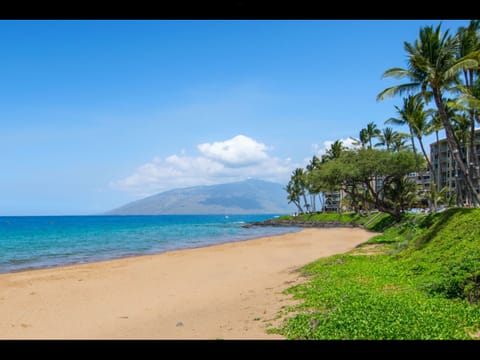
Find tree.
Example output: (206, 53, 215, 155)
(406, 96, 436, 192)
(365, 122, 381, 149)
(386, 95, 422, 172)
(322, 139, 345, 163)
(286, 168, 310, 213)
(428, 112, 444, 193)
(350, 128, 369, 149)
(378, 23, 480, 206)
(456, 20, 480, 194)
(285, 177, 303, 214)
(375, 127, 396, 151)
(315, 148, 423, 218)
(391, 132, 410, 152)
(305, 155, 322, 212)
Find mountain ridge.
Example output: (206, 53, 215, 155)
(106, 179, 294, 215)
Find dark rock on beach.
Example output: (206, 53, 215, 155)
(242, 219, 357, 228)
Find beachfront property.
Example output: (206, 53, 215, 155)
(430, 128, 480, 204)
(407, 170, 432, 195)
(322, 129, 480, 213)
(323, 190, 344, 212)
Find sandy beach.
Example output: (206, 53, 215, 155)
(0, 227, 376, 339)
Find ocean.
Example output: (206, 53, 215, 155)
(0, 214, 300, 274)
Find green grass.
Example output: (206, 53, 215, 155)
(272, 208, 480, 339)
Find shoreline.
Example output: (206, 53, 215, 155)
(0, 227, 377, 339)
(0, 226, 304, 276)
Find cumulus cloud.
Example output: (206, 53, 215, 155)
(110, 135, 295, 197)
(198, 135, 269, 167)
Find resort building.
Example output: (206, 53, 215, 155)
(407, 171, 432, 195)
(322, 129, 480, 212)
(430, 129, 480, 203)
(323, 190, 344, 212)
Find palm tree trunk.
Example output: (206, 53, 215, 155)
(302, 193, 309, 213)
(408, 125, 420, 174)
(433, 90, 480, 206)
(292, 200, 303, 215)
(468, 108, 480, 205)
(318, 193, 324, 212)
(466, 70, 480, 206)
(417, 136, 436, 211)
(435, 130, 441, 193)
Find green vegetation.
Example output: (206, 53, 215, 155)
(271, 208, 480, 339)
(378, 21, 480, 207)
(276, 211, 394, 232)
(276, 20, 480, 340)
(285, 20, 480, 215)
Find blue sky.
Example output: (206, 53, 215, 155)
(0, 20, 470, 215)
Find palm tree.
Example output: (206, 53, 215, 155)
(322, 140, 345, 163)
(391, 132, 410, 152)
(350, 128, 369, 149)
(378, 23, 480, 206)
(306, 155, 322, 212)
(293, 168, 309, 213)
(428, 112, 444, 193)
(408, 97, 438, 210)
(386, 95, 421, 173)
(457, 20, 480, 191)
(375, 127, 396, 151)
(285, 180, 303, 215)
(452, 111, 472, 205)
(408, 96, 435, 183)
(365, 122, 380, 149)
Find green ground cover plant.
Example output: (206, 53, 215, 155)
(271, 208, 480, 339)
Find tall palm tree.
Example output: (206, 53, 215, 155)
(306, 155, 322, 212)
(365, 122, 380, 149)
(293, 168, 309, 213)
(408, 96, 438, 210)
(428, 112, 444, 192)
(285, 180, 303, 215)
(378, 23, 480, 205)
(386, 95, 421, 173)
(408, 96, 436, 184)
(457, 20, 480, 190)
(452, 112, 473, 205)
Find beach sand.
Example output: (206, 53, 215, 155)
(0, 227, 376, 339)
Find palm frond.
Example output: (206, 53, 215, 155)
(381, 67, 411, 79)
(444, 58, 479, 79)
(385, 116, 404, 126)
(456, 94, 480, 111)
(377, 83, 420, 101)
(460, 49, 480, 62)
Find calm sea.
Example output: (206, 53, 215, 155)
(0, 214, 300, 274)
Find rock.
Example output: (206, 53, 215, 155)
(242, 219, 357, 228)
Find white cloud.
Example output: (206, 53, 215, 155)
(198, 135, 269, 167)
(110, 135, 295, 197)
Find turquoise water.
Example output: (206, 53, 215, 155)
(0, 215, 300, 274)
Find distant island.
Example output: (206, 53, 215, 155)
(105, 179, 296, 215)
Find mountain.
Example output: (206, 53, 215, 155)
(106, 179, 295, 215)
